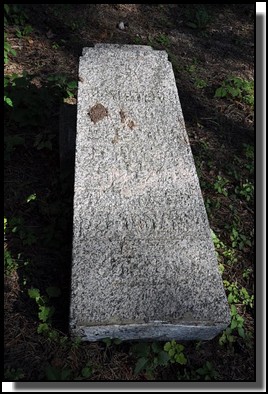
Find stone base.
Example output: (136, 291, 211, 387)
(71, 322, 228, 342)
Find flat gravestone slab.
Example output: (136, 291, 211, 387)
(70, 45, 230, 341)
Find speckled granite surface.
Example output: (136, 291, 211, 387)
(70, 45, 230, 341)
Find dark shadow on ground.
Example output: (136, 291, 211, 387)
(4, 75, 76, 334)
(5, 2, 254, 335)
(20, 4, 254, 153)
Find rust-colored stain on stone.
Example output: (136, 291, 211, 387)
(88, 103, 108, 124)
(119, 109, 136, 130)
(127, 120, 136, 129)
(119, 109, 127, 123)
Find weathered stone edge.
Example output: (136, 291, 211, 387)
(70, 321, 230, 342)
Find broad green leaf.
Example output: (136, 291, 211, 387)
(134, 357, 148, 375)
(236, 315, 244, 325)
(230, 304, 237, 316)
(228, 293, 233, 303)
(238, 327, 245, 338)
(230, 319, 237, 330)
(28, 288, 40, 300)
(168, 348, 175, 357)
(176, 344, 184, 352)
(67, 81, 77, 89)
(164, 342, 171, 352)
(175, 352, 187, 365)
(157, 351, 170, 366)
(215, 87, 227, 98)
(38, 306, 51, 322)
(37, 323, 49, 334)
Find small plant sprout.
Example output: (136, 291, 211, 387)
(214, 175, 229, 197)
(196, 361, 219, 380)
(26, 193, 36, 203)
(215, 77, 254, 107)
(28, 286, 61, 334)
(131, 342, 170, 379)
(164, 340, 187, 365)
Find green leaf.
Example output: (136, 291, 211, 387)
(236, 315, 244, 325)
(134, 357, 148, 375)
(164, 342, 171, 352)
(175, 352, 187, 365)
(67, 90, 74, 98)
(176, 344, 184, 352)
(61, 368, 72, 380)
(196, 367, 205, 375)
(131, 343, 150, 358)
(219, 334, 226, 346)
(186, 21, 198, 29)
(230, 319, 237, 329)
(38, 306, 51, 322)
(26, 193, 37, 203)
(81, 366, 92, 378)
(151, 342, 162, 354)
(168, 348, 175, 357)
(232, 228, 238, 237)
(215, 87, 227, 98)
(28, 288, 40, 300)
(205, 361, 212, 370)
(67, 81, 77, 89)
(228, 293, 233, 303)
(102, 337, 112, 347)
(4, 4, 10, 14)
(153, 356, 159, 366)
(46, 286, 61, 298)
(46, 365, 60, 380)
(230, 304, 237, 316)
(4, 96, 13, 107)
(157, 351, 170, 366)
(10, 48, 17, 56)
(46, 366, 71, 380)
(238, 327, 245, 338)
(37, 323, 49, 334)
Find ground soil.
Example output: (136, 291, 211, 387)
(4, 4, 255, 382)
